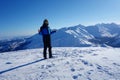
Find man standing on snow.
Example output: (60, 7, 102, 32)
(38, 19, 56, 59)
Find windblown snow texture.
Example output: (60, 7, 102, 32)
(0, 47, 120, 80)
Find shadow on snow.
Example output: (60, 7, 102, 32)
(0, 59, 44, 74)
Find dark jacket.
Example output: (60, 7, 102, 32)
(39, 26, 56, 35)
(39, 26, 56, 45)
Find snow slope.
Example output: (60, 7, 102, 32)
(85, 23, 120, 38)
(24, 23, 120, 49)
(0, 47, 120, 80)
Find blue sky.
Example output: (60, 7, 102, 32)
(0, 0, 120, 37)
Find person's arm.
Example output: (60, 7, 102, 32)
(38, 27, 42, 35)
(51, 29, 57, 34)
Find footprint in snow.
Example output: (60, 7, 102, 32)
(40, 64, 53, 69)
(80, 68, 84, 70)
(79, 55, 83, 58)
(80, 59, 93, 66)
(87, 70, 94, 75)
(71, 68, 75, 72)
(41, 65, 45, 69)
(92, 54, 98, 56)
(72, 75, 78, 79)
(102, 57, 108, 60)
(6, 62, 12, 64)
(46, 65, 52, 69)
(96, 64, 113, 76)
(65, 61, 70, 65)
(72, 74, 82, 80)
(87, 77, 92, 80)
(113, 63, 120, 67)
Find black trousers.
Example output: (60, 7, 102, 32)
(43, 35, 52, 58)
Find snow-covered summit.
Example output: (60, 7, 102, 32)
(0, 47, 120, 80)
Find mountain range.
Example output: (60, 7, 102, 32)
(0, 23, 120, 52)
